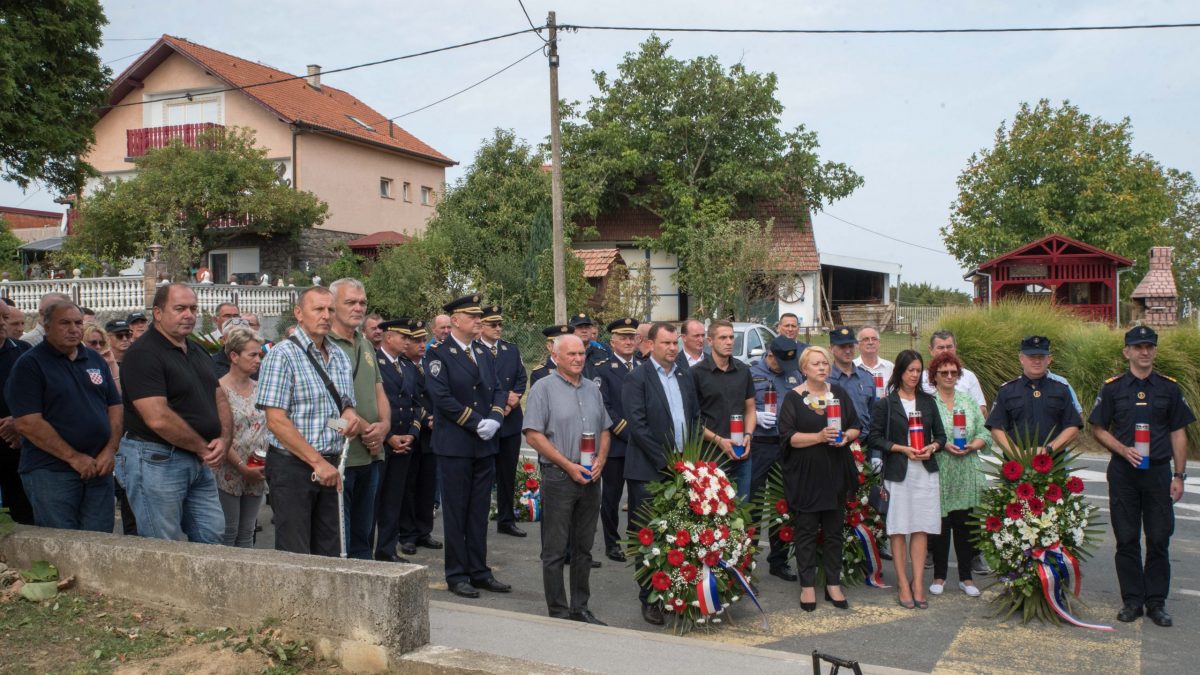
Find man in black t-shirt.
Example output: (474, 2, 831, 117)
(115, 283, 230, 544)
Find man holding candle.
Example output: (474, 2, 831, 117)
(692, 320, 757, 502)
(1090, 326, 1193, 627)
(524, 333, 611, 625)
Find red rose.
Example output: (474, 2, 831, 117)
(1002, 461, 1024, 481)
(667, 548, 685, 567)
(1005, 502, 1024, 520)
(847, 511, 863, 527)
(746, 527, 757, 539)
(1015, 482, 1035, 501)
(852, 449, 866, 463)
(1032, 453, 1054, 474)
(857, 473, 866, 485)
(774, 498, 789, 515)
(680, 563, 698, 581)
(699, 529, 715, 546)
(1066, 476, 1085, 494)
(638, 528, 654, 546)
(847, 499, 859, 510)
(675, 529, 691, 546)
(1044, 483, 1063, 502)
(674, 460, 687, 473)
(703, 551, 720, 567)
(525, 478, 539, 490)
(778, 525, 795, 542)
(718, 524, 730, 540)
(522, 463, 535, 472)
(1028, 497, 1045, 516)
(985, 516, 1003, 532)
(651, 571, 671, 590)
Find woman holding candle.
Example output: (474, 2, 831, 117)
(868, 349, 946, 609)
(926, 352, 989, 598)
(216, 327, 267, 548)
(778, 346, 860, 611)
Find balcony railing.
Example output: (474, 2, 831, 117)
(127, 123, 223, 158)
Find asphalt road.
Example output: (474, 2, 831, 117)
(240, 450, 1198, 673)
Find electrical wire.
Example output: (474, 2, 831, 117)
(102, 27, 544, 110)
(103, 50, 146, 66)
(560, 21, 1200, 35)
(516, 0, 547, 41)
(819, 211, 953, 256)
(391, 44, 544, 119)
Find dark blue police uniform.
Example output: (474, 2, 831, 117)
(423, 294, 509, 594)
(531, 324, 571, 387)
(373, 319, 425, 561)
(592, 318, 639, 560)
(397, 327, 441, 554)
(985, 337, 1083, 448)
(476, 305, 528, 535)
(1089, 326, 1194, 622)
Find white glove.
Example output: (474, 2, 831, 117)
(477, 418, 500, 441)
(757, 410, 777, 428)
(870, 457, 883, 473)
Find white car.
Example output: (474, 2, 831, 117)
(732, 322, 778, 365)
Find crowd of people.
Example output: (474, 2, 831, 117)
(0, 289, 1190, 630)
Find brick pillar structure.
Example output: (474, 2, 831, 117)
(1130, 246, 1178, 327)
(142, 243, 164, 311)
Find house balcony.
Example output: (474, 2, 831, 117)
(126, 123, 223, 158)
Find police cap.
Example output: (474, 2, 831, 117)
(481, 305, 502, 323)
(1125, 325, 1158, 346)
(443, 294, 483, 315)
(569, 313, 594, 328)
(770, 336, 801, 371)
(829, 326, 857, 346)
(105, 319, 131, 334)
(607, 317, 639, 335)
(542, 324, 571, 338)
(1020, 335, 1051, 356)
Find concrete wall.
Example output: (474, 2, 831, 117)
(0, 526, 429, 672)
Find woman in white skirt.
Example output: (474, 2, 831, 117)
(867, 349, 946, 609)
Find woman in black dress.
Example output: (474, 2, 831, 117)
(778, 346, 860, 611)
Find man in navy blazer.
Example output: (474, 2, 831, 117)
(476, 305, 529, 538)
(373, 318, 423, 563)
(424, 294, 511, 598)
(622, 321, 700, 625)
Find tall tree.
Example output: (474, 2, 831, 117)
(0, 0, 109, 195)
(943, 99, 1198, 302)
(562, 36, 863, 255)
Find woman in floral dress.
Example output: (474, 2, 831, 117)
(216, 327, 266, 547)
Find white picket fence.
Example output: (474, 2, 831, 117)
(0, 277, 298, 315)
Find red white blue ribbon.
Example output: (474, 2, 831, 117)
(520, 490, 541, 522)
(1032, 542, 1113, 631)
(851, 523, 890, 588)
(697, 564, 722, 616)
(718, 559, 769, 629)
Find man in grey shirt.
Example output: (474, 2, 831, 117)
(524, 334, 611, 626)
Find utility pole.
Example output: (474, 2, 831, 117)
(548, 11, 566, 324)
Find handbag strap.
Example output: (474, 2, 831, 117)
(288, 335, 348, 414)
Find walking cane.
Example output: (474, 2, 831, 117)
(336, 435, 350, 559)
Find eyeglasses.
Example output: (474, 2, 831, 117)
(484, 322, 503, 328)
(937, 370, 960, 377)
(112, 333, 132, 341)
(86, 340, 105, 348)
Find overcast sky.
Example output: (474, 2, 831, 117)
(4, 1, 1199, 291)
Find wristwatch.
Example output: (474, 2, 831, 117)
(1173, 472, 1188, 480)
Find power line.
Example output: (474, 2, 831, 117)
(103, 37, 159, 42)
(102, 27, 543, 111)
(560, 21, 1200, 35)
(819, 211, 954, 256)
(392, 45, 544, 119)
(103, 49, 146, 66)
(516, 0, 547, 42)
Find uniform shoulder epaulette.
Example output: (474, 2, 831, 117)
(1159, 373, 1178, 383)
(531, 363, 546, 371)
(594, 359, 608, 367)
(1000, 377, 1019, 387)
(1104, 374, 1122, 384)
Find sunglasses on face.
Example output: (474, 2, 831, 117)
(484, 322, 503, 328)
(86, 340, 106, 349)
(937, 370, 960, 377)
(112, 333, 132, 340)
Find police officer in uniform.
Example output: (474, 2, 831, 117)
(985, 336, 1082, 453)
(373, 318, 423, 562)
(749, 336, 803, 580)
(398, 320, 441, 556)
(475, 305, 529, 538)
(531, 325, 571, 387)
(424, 294, 512, 598)
(827, 326, 876, 436)
(570, 313, 609, 363)
(1090, 326, 1193, 627)
(593, 317, 640, 562)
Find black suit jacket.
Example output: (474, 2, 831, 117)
(867, 391, 947, 482)
(622, 359, 701, 482)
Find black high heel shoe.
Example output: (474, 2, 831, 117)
(824, 589, 849, 610)
(800, 588, 817, 612)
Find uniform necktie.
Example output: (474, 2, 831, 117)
(467, 347, 477, 365)
(490, 346, 498, 358)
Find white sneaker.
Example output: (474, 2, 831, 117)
(959, 581, 981, 597)
(929, 582, 944, 595)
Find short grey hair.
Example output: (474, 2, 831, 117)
(224, 326, 262, 356)
(552, 333, 584, 355)
(329, 277, 365, 298)
(37, 292, 70, 312)
(41, 299, 80, 326)
(929, 329, 956, 348)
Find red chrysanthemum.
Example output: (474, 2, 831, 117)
(1044, 483, 1063, 502)
(525, 478, 539, 490)
(1028, 497, 1045, 516)
(778, 525, 795, 542)
(1032, 453, 1054, 474)
(522, 462, 535, 472)
(847, 511, 863, 527)
(674, 460, 687, 473)
(1066, 476, 1085, 494)
(1016, 482, 1035, 500)
(674, 529, 691, 546)
(651, 571, 671, 590)
(667, 548, 685, 567)
(638, 528, 654, 546)
(699, 529, 715, 546)
(847, 499, 859, 510)
(680, 563, 698, 582)
(1002, 461, 1024, 481)
(746, 526, 757, 539)
(985, 516, 1003, 532)
(1005, 502, 1024, 520)
(719, 524, 730, 540)
(673, 597, 686, 610)
(852, 449, 866, 463)
(703, 551, 721, 567)
(857, 473, 866, 485)
(774, 498, 789, 515)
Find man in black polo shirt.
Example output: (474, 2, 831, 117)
(6, 300, 122, 531)
(0, 300, 33, 524)
(691, 319, 757, 501)
(116, 283, 230, 543)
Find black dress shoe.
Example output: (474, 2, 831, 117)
(416, 536, 443, 549)
(1147, 606, 1173, 627)
(1117, 605, 1144, 623)
(641, 603, 665, 625)
(606, 546, 627, 563)
(591, 559, 602, 569)
(399, 542, 418, 556)
(825, 589, 849, 610)
(449, 582, 480, 598)
(498, 524, 527, 537)
(570, 610, 608, 626)
(470, 577, 512, 593)
(374, 551, 410, 564)
(769, 566, 798, 582)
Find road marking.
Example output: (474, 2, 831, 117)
(1180, 589, 1200, 598)
(1095, 506, 1200, 523)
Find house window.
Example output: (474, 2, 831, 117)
(421, 186, 433, 206)
(380, 177, 393, 199)
(164, 97, 221, 125)
(402, 182, 411, 202)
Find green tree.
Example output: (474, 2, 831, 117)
(0, 0, 109, 194)
(71, 127, 328, 274)
(943, 99, 1198, 302)
(363, 236, 450, 320)
(0, 217, 23, 278)
(674, 218, 781, 319)
(562, 36, 863, 255)
(896, 282, 972, 306)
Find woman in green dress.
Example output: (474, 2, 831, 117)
(927, 351, 988, 597)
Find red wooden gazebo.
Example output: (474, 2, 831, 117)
(964, 234, 1134, 324)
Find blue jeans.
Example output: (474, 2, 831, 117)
(722, 454, 753, 503)
(343, 461, 381, 560)
(115, 437, 223, 544)
(20, 469, 114, 533)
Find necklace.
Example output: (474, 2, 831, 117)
(802, 389, 833, 412)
